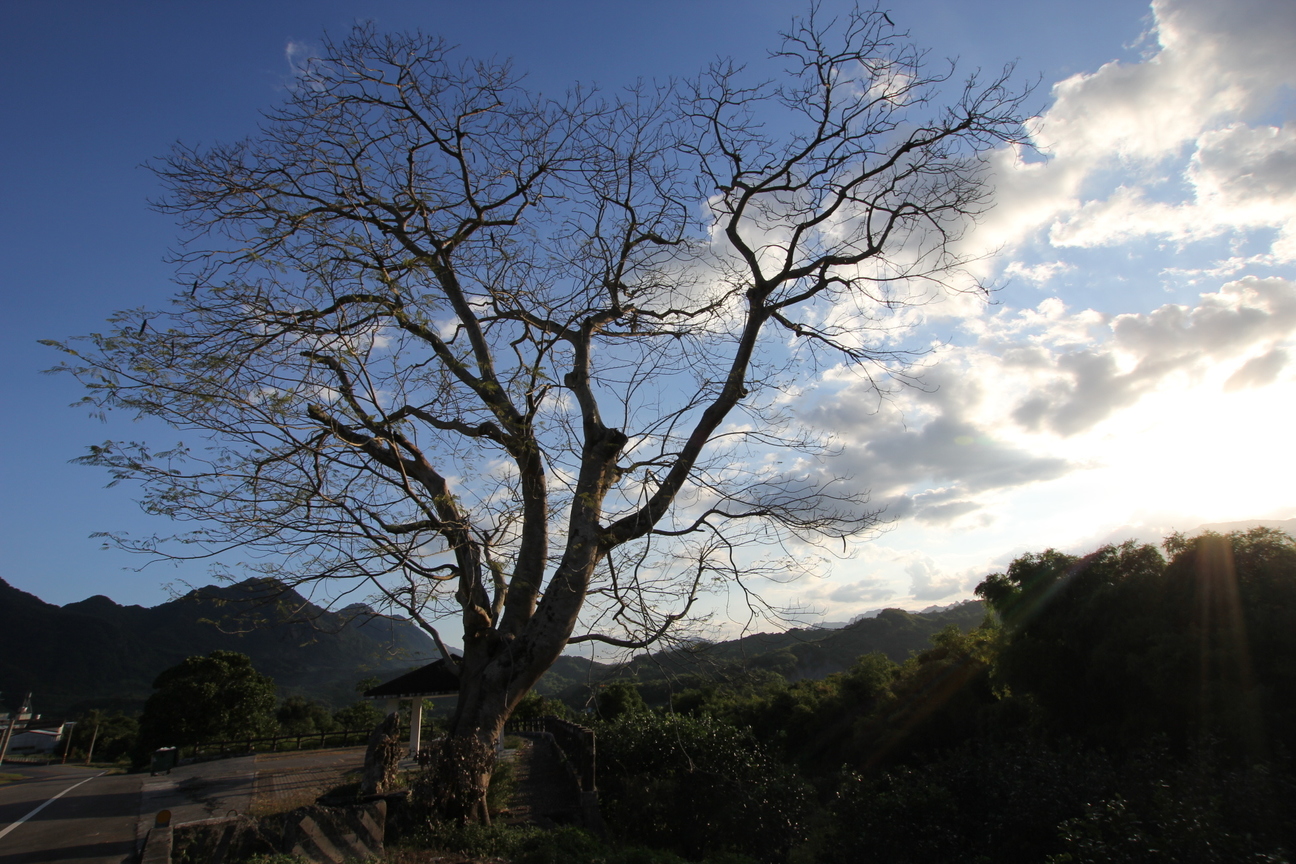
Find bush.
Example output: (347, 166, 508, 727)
(1047, 746, 1295, 863)
(511, 691, 572, 722)
(512, 826, 606, 864)
(823, 741, 1114, 864)
(485, 759, 516, 815)
(593, 680, 648, 721)
(596, 712, 811, 863)
(275, 696, 339, 736)
(332, 700, 383, 731)
(65, 711, 138, 764)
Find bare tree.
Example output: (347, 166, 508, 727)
(49, 7, 1026, 820)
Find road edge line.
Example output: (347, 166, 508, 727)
(0, 771, 105, 840)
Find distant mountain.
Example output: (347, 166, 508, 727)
(1090, 518, 1296, 553)
(533, 601, 988, 705)
(0, 577, 437, 717)
(3, 571, 987, 719)
(1195, 518, 1296, 535)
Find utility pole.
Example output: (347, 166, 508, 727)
(84, 718, 100, 766)
(0, 699, 9, 765)
(61, 721, 77, 764)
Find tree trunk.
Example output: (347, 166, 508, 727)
(419, 614, 578, 823)
(418, 686, 509, 823)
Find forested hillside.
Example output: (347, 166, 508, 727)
(0, 573, 983, 718)
(533, 602, 986, 705)
(0, 578, 435, 714)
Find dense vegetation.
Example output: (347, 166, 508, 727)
(53, 654, 385, 766)
(570, 528, 1296, 863)
(38, 598, 982, 768)
(33, 527, 1296, 862)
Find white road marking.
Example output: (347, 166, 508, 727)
(0, 772, 104, 840)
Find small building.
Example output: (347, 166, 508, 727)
(364, 656, 460, 755)
(8, 725, 65, 754)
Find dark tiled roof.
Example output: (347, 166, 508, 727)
(364, 657, 461, 698)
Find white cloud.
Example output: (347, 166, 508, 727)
(766, 0, 1296, 622)
(970, 0, 1296, 270)
(800, 276, 1296, 526)
(1223, 346, 1288, 391)
(1004, 260, 1074, 286)
(905, 555, 962, 601)
(1050, 124, 1296, 256)
(814, 576, 895, 605)
(285, 39, 318, 71)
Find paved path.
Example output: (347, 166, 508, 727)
(248, 747, 366, 815)
(500, 738, 579, 827)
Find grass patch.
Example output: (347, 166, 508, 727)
(486, 759, 516, 815)
(0, 772, 27, 785)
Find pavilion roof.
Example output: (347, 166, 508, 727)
(364, 656, 461, 699)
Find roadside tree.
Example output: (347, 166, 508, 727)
(276, 695, 340, 736)
(136, 651, 277, 756)
(51, 7, 1026, 819)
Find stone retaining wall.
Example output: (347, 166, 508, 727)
(143, 800, 386, 863)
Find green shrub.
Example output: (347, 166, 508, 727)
(823, 742, 1114, 864)
(597, 712, 811, 863)
(1047, 747, 1295, 863)
(512, 826, 605, 863)
(275, 696, 339, 736)
(411, 820, 538, 859)
(332, 700, 383, 731)
(593, 680, 648, 720)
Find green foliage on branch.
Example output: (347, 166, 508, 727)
(135, 650, 277, 757)
(593, 680, 649, 721)
(275, 695, 339, 736)
(611, 528, 1296, 863)
(64, 710, 138, 764)
(331, 699, 383, 731)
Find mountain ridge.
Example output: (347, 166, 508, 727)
(0, 576, 436, 716)
(3, 576, 987, 718)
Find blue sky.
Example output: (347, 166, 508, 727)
(2, 0, 1293, 631)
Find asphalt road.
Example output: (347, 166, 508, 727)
(137, 755, 257, 833)
(0, 748, 369, 862)
(0, 766, 140, 864)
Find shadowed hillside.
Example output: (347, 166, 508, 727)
(533, 602, 987, 706)
(0, 577, 436, 715)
